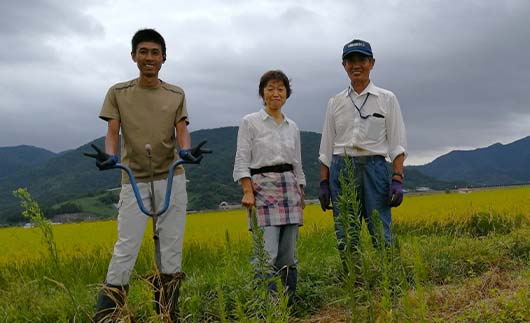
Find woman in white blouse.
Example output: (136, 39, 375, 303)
(233, 70, 306, 304)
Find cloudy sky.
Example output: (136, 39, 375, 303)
(1, 0, 529, 165)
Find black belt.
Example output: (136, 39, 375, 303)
(334, 155, 385, 163)
(250, 164, 293, 175)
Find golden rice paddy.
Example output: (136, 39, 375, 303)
(2, 186, 529, 265)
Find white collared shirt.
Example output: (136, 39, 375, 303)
(319, 82, 407, 167)
(233, 109, 306, 186)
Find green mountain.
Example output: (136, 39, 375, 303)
(0, 145, 57, 179)
(185, 127, 323, 210)
(0, 127, 456, 225)
(411, 136, 530, 186)
(0, 138, 121, 224)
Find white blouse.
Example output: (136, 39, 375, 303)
(233, 109, 306, 186)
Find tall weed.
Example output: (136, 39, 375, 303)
(13, 188, 59, 268)
(334, 156, 413, 321)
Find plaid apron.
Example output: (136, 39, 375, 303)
(248, 171, 303, 228)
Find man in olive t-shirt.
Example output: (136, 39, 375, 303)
(93, 28, 197, 322)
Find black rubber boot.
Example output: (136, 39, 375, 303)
(280, 266, 297, 306)
(267, 270, 278, 293)
(93, 283, 128, 323)
(153, 272, 185, 322)
(254, 268, 278, 293)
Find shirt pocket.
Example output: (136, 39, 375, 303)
(254, 135, 274, 156)
(335, 115, 348, 133)
(365, 117, 386, 141)
(282, 136, 296, 152)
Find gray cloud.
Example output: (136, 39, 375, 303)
(0, 0, 104, 62)
(1, 0, 529, 165)
(0, 0, 102, 34)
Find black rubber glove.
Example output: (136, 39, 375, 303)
(388, 180, 404, 207)
(84, 144, 118, 170)
(318, 179, 332, 211)
(179, 140, 212, 162)
(179, 148, 199, 162)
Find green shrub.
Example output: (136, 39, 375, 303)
(466, 211, 516, 237)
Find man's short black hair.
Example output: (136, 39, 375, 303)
(131, 29, 166, 59)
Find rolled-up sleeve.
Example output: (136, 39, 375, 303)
(318, 98, 335, 167)
(293, 127, 306, 186)
(386, 94, 407, 161)
(233, 117, 253, 182)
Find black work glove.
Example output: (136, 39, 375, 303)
(318, 179, 333, 211)
(179, 140, 212, 162)
(84, 144, 118, 170)
(388, 180, 404, 207)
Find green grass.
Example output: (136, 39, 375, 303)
(51, 191, 118, 218)
(1, 222, 529, 322)
(2, 186, 530, 322)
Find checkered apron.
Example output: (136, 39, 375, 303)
(248, 171, 303, 229)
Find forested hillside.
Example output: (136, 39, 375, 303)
(1, 127, 458, 225)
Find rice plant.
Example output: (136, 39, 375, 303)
(1, 186, 530, 321)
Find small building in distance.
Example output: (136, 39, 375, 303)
(218, 201, 241, 210)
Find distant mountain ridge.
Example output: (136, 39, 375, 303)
(411, 136, 530, 186)
(4, 127, 529, 225)
(0, 145, 57, 179)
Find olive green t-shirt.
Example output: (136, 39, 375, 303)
(99, 79, 188, 184)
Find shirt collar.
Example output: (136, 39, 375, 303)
(259, 108, 290, 124)
(259, 108, 269, 120)
(346, 81, 380, 97)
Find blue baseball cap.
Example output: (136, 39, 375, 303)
(342, 39, 373, 59)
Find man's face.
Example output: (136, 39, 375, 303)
(131, 41, 165, 78)
(342, 53, 375, 85)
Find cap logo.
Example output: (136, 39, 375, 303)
(348, 42, 366, 48)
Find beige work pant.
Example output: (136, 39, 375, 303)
(106, 174, 187, 286)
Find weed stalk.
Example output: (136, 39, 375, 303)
(13, 188, 60, 268)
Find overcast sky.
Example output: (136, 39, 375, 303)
(1, 0, 529, 165)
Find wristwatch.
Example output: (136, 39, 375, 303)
(392, 172, 404, 180)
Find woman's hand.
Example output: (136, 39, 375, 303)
(300, 185, 305, 209)
(240, 177, 255, 208)
(241, 191, 255, 208)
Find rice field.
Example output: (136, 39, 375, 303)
(393, 186, 530, 225)
(0, 205, 334, 266)
(1, 186, 529, 322)
(3, 186, 529, 265)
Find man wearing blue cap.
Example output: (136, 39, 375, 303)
(318, 39, 407, 265)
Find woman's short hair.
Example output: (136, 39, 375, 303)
(258, 70, 292, 99)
